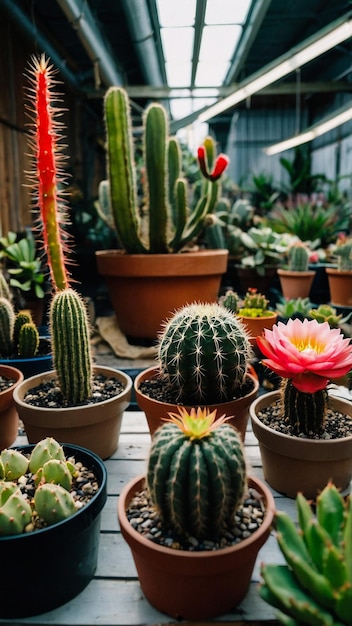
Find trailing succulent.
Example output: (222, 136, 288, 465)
(0, 297, 39, 359)
(0, 437, 78, 536)
(158, 302, 253, 404)
(147, 407, 247, 540)
(260, 482, 352, 625)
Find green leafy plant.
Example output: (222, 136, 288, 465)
(157, 302, 253, 405)
(269, 202, 342, 248)
(100, 86, 229, 254)
(237, 288, 274, 318)
(239, 226, 293, 274)
(260, 482, 352, 625)
(276, 296, 314, 321)
(204, 198, 254, 256)
(147, 406, 246, 540)
(0, 230, 46, 299)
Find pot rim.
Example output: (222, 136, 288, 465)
(118, 473, 275, 563)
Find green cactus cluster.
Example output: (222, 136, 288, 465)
(158, 302, 253, 404)
(282, 378, 327, 436)
(0, 296, 39, 358)
(50, 288, 93, 404)
(102, 87, 226, 254)
(309, 303, 352, 329)
(0, 438, 77, 536)
(147, 407, 246, 540)
(288, 242, 310, 271)
(237, 288, 272, 319)
(260, 482, 352, 625)
(218, 289, 240, 314)
(335, 239, 352, 271)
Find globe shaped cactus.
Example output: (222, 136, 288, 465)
(158, 302, 253, 404)
(147, 407, 247, 540)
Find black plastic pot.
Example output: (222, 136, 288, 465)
(0, 443, 107, 618)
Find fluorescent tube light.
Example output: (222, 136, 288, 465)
(198, 12, 352, 122)
(263, 102, 352, 155)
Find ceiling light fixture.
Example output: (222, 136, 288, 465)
(263, 100, 352, 155)
(198, 12, 352, 123)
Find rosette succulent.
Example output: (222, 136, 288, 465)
(257, 318, 352, 436)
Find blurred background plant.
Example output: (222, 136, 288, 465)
(0, 230, 47, 303)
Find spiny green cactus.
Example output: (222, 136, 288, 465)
(0, 296, 15, 357)
(260, 482, 352, 625)
(219, 289, 240, 314)
(0, 482, 32, 535)
(13, 310, 32, 347)
(237, 288, 272, 318)
(282, 378, 327, 436)
(335, 240, 352, 271)
(17, 322, 39, 358)
(147, 407, 246, 540)
(34, 483, 76, 525)
(50, 288, 93, 404)
(288, 243, 310, 271)
(0, 449, 29, 480)
(29, 437, 66, 474)
(103, 86, 227, 254)
(158, 302, 253, 404)
(37, 459, 73, 491)
(0, 270, 11, 301)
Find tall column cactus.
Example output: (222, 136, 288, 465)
(103, 86, 229, 253)
(147, 407, 246, 540)
(26, 54, 92, 403)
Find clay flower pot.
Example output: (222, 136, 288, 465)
(326, 267, 352, 307)
(95, 249, 228, 339)
(236, 311, 278, 348)
(13, 365, 132, 459)
(118, 474, 275, 620)
(277, 268, 316, 299)
(0, 442, 107, 618)
(0, 364, 24, 450)
(250, 390, 352, 498)
(134, 365, 259, 441)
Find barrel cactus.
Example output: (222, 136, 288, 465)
(158, 302, 253, 404)
(147, 406, 247, 540)
(288, 242, 310, 271)
(260, 482, 352, 625)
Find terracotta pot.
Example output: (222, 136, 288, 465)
(326, 267, 352, 307)
(250, 390, 352, 498)
(134, 365, 259, 441)
(277, 269, 316, 300)
(118, 474, 275, 620)
(13, 365, 132, 459)
(237, 311, 278, 348)
(0, 443, 107, 618)
(95, 249, 228, 339)
(0, 364, 24, 450)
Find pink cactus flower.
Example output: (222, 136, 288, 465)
(257, 318, 352, 393)
(197, 145, 229, 181)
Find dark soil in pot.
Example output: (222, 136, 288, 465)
(138, 375, 254, 405)
(0, 373, 16, 392)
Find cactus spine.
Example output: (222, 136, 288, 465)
(103, 86, 228, 254)
(147, 407, 246, 539)
(50, 289, 92, 404)
(288, 243, 310, 271)
(13, 310, 32, 346)
(34, 483, 76, 524)
(17, 322, 39, 358)
(260, 482, 352, 625)
(158, 303, 253, 404)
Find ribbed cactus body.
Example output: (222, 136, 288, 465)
(13, 310, 32, 347)
(288, 244, 309, 271)
(0, 272, 11, 301)
(50, 289, 92, 404)
(158, 303, 252, 404)
(147, 422, 246, 539)
(18, 322, 39, 358)
(335, 241, 352, 270)
(282, 379, 327, 436)
(0, 297, 15, 356)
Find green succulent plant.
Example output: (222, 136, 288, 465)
(260, 482, 352, 625)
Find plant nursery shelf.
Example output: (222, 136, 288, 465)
(1, 411, 322, 625)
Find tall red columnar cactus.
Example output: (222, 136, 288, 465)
(26, 54, 70, 292)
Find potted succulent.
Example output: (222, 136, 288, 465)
(134, 301, 258, 440)
(118, 406, 275, 620)
(0, 363, 24, 450)
(326, 235, 352, 307)
(95, 86, 229, 339)
(231, 288, 278, 348)
(276, 296, 314, 322)
(260, 482, 352, 625)
(13, 54, 132, 459)
(0, 296, 52, 378)
(277, 240, 316, 299)
(250, 317, 352, 498)
(0, 436, 107, 618)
